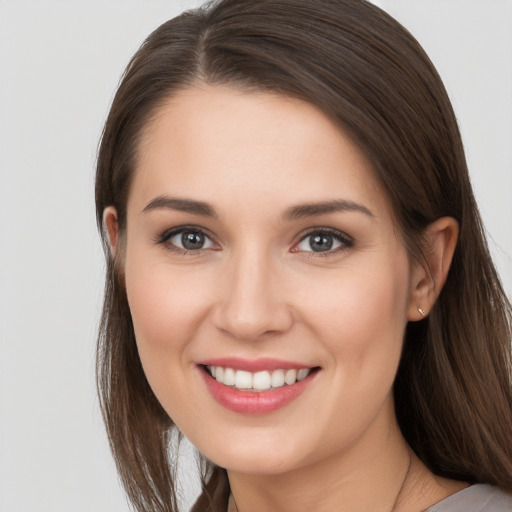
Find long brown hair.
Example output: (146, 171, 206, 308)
(95, 1, 512, 510)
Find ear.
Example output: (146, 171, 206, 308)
(103, 206, 120, 257)
(407, 216, 459, 321)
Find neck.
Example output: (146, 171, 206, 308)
(227, 408, 413, 512)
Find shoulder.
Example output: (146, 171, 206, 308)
(424, 484, 512, 512)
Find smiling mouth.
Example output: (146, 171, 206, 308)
(202, 365, 321, 392)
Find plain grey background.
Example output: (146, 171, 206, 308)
(0, 1, 511, 511)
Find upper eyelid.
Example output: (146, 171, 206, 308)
(296, 227, 353, 243)
(292, 227, 354, 253)
(156, 226, 220, 254)
(157, 225, 216, 243)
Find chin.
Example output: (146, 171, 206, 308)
(215, 451, 302, 476)
(193, 428, 314, 476)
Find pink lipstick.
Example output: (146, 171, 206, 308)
(197, 358, 319, 415)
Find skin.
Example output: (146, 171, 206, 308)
(105, 85, 462, 511)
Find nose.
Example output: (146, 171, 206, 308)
(213, 248, 294, 341)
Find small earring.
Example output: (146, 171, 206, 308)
(418, 307, 425, 317)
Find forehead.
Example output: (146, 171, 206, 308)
(130, 85, 390, 219)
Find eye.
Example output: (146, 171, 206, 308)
(293, 229, 352, 254)
(159, 227, 218, 252)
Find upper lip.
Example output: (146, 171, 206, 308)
(197, 357, 316, 373)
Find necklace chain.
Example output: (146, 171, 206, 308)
(230, 453, 412, 512)
(390, 453, 412, 512)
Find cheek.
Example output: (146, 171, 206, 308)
(123, 254, 217, 427)
(343, 270, 409, 344)
(295, 257, 411, 444)
(296, 253, 412, 419)
(301, 259, 410, 348)
(123, 252, 213, 370)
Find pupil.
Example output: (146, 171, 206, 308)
(182, 232, 204, 250)
(310, 234, 333, 252)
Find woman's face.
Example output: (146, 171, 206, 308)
(120, 85, 419, 475)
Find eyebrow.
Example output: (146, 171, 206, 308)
(142, 196, 217, 217)
(283, 199, 375, 221)
(142, 195, 374, 221)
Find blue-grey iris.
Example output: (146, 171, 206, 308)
(310, 234, 333, 252)
(182, 231, 205, 250)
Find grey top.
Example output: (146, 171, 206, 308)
(424, 484, 512, 511)
(226, 484, 512, 511)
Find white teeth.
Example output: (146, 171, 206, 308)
(253, 371, 271, 390)
(235, 370, 253, 389)
(207, 365, 313, 391)
(271, 369, 285, 388)
(297, 368, 309, 381)
(284, 369, 298, 385)
(223, 367, 236, 386)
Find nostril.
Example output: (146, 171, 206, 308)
(213, 299, 294, 341)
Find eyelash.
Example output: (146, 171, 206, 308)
(156, 225, 219, 254)
(156, 226, 354, 256)
(292, 227, 354, 256)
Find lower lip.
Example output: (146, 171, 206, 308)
(199, 367, 318, 415)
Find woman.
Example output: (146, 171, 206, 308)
(95, 0, 512, 511)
